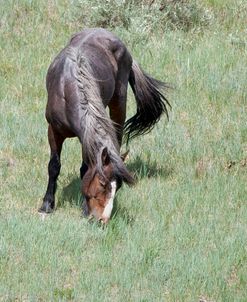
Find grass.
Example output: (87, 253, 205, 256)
(0, 0, 246, 301)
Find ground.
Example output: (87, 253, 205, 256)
(0, 1, 246, 301)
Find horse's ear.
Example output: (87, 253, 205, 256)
(121, 150, 129, 162)
(101, 147, 111, 166)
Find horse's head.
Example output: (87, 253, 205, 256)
(82, 147, 134, 224)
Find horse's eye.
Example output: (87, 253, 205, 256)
(99, 180, 106, 188)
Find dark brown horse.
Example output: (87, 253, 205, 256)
(39, 28, 170, 223)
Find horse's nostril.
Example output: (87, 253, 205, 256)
(99, 217, 109, 224)
(88, 214, 94, 221)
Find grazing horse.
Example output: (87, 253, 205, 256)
(39, 28, 170, 223)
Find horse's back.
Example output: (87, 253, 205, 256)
(69, 28, 132, 84)
(47, 28, 131, 100)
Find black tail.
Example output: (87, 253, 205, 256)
(124, 60, 171, 142)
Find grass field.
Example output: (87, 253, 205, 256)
(0, 1, 246, 301)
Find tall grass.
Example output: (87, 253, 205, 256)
(0, 1, 246, 301)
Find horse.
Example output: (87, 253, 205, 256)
(39, 28, 170, 224)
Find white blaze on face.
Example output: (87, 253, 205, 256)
(101, 181, 116, 221)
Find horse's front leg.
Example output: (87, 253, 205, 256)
(80, 161, 88, 180)
(39, 124, 64, 213)
(80, 159, 90, 217)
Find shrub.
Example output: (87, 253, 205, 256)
(157, 0, 213, 31)
(77, 0, 131, 29)
(75, 0, 212, 32)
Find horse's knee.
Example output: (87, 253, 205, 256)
(48, 154, 61, 179)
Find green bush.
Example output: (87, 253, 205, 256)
(75, 0, 213, 32)
(158, 0, 213, 31)
(77, 0, 131, 29)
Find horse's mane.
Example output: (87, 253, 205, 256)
(75, 53, 119, 162)
(66, 47, 134, 185)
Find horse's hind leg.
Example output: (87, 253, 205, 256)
(39, 124, 64, 213)
(109, 100, 126, 145)
(109, 46, 132, 146)
(109, 79, 129, 146)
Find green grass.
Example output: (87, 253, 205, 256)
(0, 1, 246, 301)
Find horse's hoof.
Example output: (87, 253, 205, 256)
(38, 202, 54, 214)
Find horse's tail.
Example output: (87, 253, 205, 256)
(125, 60, 171, 142)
